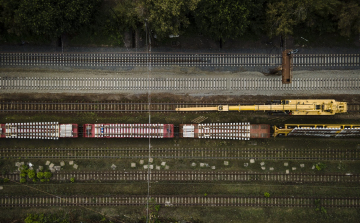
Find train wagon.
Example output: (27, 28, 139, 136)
(179, 123, 270, 140)
(83, 123, 174, 138)
(0, 122, 78, 139)
(273, 124, 360, 137)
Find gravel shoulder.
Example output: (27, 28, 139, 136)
(0, 67, 360, 96)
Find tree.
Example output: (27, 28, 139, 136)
(146, 0, 200, 37)
(114, 0, 200, 38)
(194, 0, 252, 43)
(0, 0, 101, 39)
(266, 0, 339, 37)
(336, 1, 360, 37)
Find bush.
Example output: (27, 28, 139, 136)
(40, 179, 46, 183)
(44, 172, 52, 179)
(70, 177, 75, 183)
(3, 178, 10, 183)
(32, 179, 37, 183)
(20, 178, 26, 183)
(264, 192, 270, 198)
(28, 170, 36, 179)
(20, 173, 26, 178)
(37, 172, 44, 179)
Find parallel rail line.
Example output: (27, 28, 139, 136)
(0, 101, 216, 113)
(0, 101, 359, 112)
(1, 195, 359, 208)
(0, 77, 359, 92)
(1, 53, 359, 67)
(1, 148, 359, 160)
(3, 171, 360, 183)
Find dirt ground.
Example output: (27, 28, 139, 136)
(1, 92, 360, 105)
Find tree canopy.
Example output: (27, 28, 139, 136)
(1, 0, 359, 44)
(194, 0, 252, 41)
(0, 0, 100, 38)
(113, 0, 199, 38)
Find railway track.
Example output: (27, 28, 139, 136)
(0, 101, 213, 112)
(0, 53, 359, 67)
(3, 171, 360, 183)
(1, 195, 359, 208)
(0, 101, 359, 112)
(1, 147, 359, 160)
(0, 77, 359, 93)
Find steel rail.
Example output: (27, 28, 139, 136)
(1, 53, 359, 67)
(1, 147, 359, 161)
(3, 171, 360, 183)
(1, 195, 359, 208)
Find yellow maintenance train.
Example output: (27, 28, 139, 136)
(175, 99, 347, 115)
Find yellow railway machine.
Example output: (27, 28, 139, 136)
(273, 124, 360, 137)
(175, 99, 347, 115)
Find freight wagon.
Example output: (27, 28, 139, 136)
(0, 122, 78, 139)
(83, 123, 174, 138)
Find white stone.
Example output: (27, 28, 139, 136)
(143, 165, 148, 169)
(284, 162, 288, 166)
(38, 166, 43, 171)
(292, 167, 296, 171)
(269, 167, 274, 171)
(15, 162, 20, 167)
(191, 163, 196, 167)
(224, 161, 229, 166)
(149, 165, 154, 170)
(250, 159, 255, 164)
(50, 169, 56, 173)
(312, 165, 315, 169)
(131, 163, 136, 168)
(211, 166, 216, 170)
(244, 163, 249, 167)
(0, 186, 3, 190)
(300, 164, 305, 168)
(69, 161, 74, 165)
(200, 163, 205, 167)
(260, 162, 265, 166)
(45, 161, 50, 165)
(149, 158, 153, 163)
(73, 164, 78, 169)
(261, 167, 266, 170)
(54, 166, 61, 171)
(111, 164, 117, 170)
(60, 161, 65, 166)
(140, 160, 144, 165)
(49, 163, 54, 168)
(156, 165, 161, 170)
(20, 162, 24, 165)
(29, 167, 33, 170)
(286, 169, 289, 174)
(165, 165, 169, 170)
(161, 162, 166, 166)
(28, 162, 33, 167)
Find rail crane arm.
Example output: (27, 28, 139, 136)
(175, 99, 347, 115)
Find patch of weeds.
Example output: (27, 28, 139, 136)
(315, 163, 326, 171)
